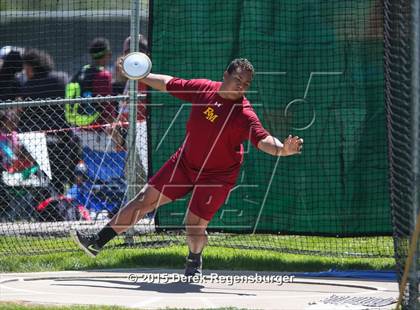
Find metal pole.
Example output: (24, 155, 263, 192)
(124, 0, 141, 246)
(127, 0, 140, 201)
(410, 0, 420, 306)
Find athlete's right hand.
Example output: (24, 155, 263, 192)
(282, 135, 303, 156)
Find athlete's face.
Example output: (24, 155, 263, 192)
(223, 68, 253, 100)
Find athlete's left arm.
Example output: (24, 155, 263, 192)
(257, 135, 303, 156)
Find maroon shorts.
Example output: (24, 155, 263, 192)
(148, 156, 236, 221)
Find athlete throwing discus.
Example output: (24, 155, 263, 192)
(73, 58, 303, 276)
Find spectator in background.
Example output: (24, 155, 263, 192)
(0, 47, 23, 149)
(0, 46, 24, 102)
(19, 48, 80, 195)
(113, 34, 149, 189)
(120, 34, 148, 123)
(0, 112, 36, 222)
(0, 46, 33, 222)
(112, 55, 127, 96)
(65, 37, 116, 152)
(64, 38, 119, 218)
(19, 48, 69, 131)
(0, 46, 24, 132)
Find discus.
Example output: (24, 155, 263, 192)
(121, 52, 152, 80)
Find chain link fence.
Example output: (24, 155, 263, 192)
(0, 94, 148, 222)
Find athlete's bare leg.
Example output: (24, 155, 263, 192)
(185, 210, 209, 254)
(73, 184, 172, 256)
(110, 184, 172, 234)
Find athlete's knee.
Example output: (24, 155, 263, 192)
(132, 187, 161, 212)
(126, 193, 150, 214)
(133, 186, 148, 202)
(186, 224, 208, 238)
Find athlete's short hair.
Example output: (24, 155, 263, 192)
(226, 58, 254, 77)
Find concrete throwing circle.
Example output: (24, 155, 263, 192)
(0, 269, 398, 310)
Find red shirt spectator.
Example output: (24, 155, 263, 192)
(119, 81, 147, 123)
(91, 68, 114, 125)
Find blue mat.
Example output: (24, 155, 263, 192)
(296, 269, 396, 281)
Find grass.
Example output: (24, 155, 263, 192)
(0, 232, 395, 273)
(0, 233, 394, 257)
(209, 234, 393, 257)
(0, 243, 395, 274)
(0, 234, 395, 310)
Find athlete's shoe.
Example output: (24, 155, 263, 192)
(72, 230, 101, 257)
(184, 256, 202, 277)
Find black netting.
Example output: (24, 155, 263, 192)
(0, 0, 408, 271)
(150, 0, 392, 257)
(385, 0, 420, 308)
(0, 1, 151, 254)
